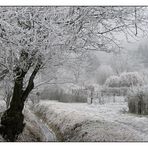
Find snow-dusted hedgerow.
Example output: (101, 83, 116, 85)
(127, 86, 148, 115)
(105, 72, 144, 88)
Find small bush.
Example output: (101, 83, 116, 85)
(127, 86, 148, 115)
(105, 72, 144, 88)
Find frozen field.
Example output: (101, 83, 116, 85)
(1, 98, 148, 142)
(34, 99, 148, 142)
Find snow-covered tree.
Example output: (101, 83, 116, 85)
(105, 75, 120, 87)
(120, 72, 144, 87)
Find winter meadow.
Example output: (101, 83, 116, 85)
(1, 6, 148, 142)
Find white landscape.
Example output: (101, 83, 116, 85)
(30, 99, 148, 142)
(1, 97, 148, 142)
(1, 6, 148, 142)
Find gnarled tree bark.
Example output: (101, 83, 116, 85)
(0, 55, 42, 141)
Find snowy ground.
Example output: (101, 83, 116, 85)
(21, 106, 57, 142)
(33, 99, 148, 142)
(1, 97, 148, 142)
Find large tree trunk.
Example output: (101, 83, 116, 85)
(0, 74, 25, 141)
(0, 62, 41, 141)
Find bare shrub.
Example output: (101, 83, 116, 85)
(127, 86, 148, 115)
